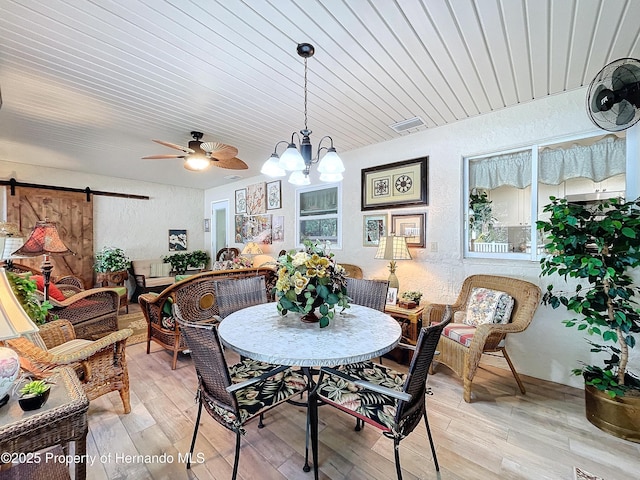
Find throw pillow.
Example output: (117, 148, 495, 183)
(463, 287, 514, 326)
(150, 263, 172, 278)
(31, 275, 67, 302)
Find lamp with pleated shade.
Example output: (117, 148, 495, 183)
(375, 235, 412, 291)
(12, 220, 74, 301)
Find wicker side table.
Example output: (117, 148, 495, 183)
(0, 367, 89, 480)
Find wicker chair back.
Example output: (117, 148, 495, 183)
(213, 275, 268, 319)
(346, 278, 388, 312)
(173, 306, 238, 417)
(395, 307, 451, 434)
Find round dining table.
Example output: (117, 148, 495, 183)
(218, 302, 402, 480)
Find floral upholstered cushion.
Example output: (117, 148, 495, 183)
(211, 260, 234, 271)
(316, 361, 406, 431)
(205, 359, 307, 432)
(463, 288, 514, 326)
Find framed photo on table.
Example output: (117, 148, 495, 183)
(361, 157, 428, 211)
(391, 213, 426, 247)
(386, 287, 398, 305)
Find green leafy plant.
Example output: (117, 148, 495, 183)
(469, 189, 496, 237)
(94, 246, 131, 273)
(401, 291, 423, 303)
(275, 240, 350, 328)
(19, 379, 51, 396)
(6, 272, 53, 325)
(163, 250, 210, 275)
(538, 196, 640, 398)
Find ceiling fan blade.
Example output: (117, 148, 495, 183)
(212, 157, 248, 170)
(152, 139, 195, 154)
(142, 154, 186, 159)
(200, 142, 238, 160)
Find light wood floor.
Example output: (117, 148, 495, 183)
(85, 310, 640, 480)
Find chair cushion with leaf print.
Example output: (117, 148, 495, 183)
(317, 361, 405, 430)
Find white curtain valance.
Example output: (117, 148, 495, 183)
(469, 135, 626, 190)
(469, 150, 532, 189)
(538, 135, 625, 185)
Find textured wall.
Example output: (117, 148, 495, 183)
(205, 86, 640, 389)
(0, 162, 204, 260)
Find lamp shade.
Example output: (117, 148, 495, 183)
(375, 236, 412, 261)
(184, 155, 211, 171)
(13, 220, 74, 257)
(261, 154, 286, 177)
(1, 237, 25, 261)
(242, 242, 264, 255)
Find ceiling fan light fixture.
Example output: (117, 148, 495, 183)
(262, 43, 344, 184)
(184, 156, 211, 171)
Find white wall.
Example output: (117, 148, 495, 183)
(205, 87, 638, 389)
(0, 161, 205, 260)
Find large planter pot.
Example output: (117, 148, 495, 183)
(585, 383, 640, 443)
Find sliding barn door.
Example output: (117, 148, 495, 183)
(6, 188, 94, 288)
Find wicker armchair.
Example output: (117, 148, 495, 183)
(34, 287, 121, 340)
(424, 274, 541, 403)
(341, 263, 364, 279)
(316, 308, 451, 479)
(7, 319, 131, 414)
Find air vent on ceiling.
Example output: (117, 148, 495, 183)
(224, 174, 242, 180)
(389, 116, 425, 133)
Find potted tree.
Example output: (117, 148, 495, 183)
(538, 196, 640, 442)
(94, 246, 130, 288)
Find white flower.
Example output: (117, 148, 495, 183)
(291, 252, 309, 267)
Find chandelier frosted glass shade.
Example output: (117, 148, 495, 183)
(184, 155, 211, 171)
(288, 170, 311, 186)
(278, 145, 306, 171)
(260, 154, 286, 177)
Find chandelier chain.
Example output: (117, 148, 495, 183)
(304, 56, 308, 131)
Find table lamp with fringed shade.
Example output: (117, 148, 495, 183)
(0, 268, 39, 407)
(12, 220, 74, 301)
(375, 235, 412, 291)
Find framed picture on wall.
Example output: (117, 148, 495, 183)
(266, 180, 281, 210)
(246, 182, 266, 214)
(361, 157, 428, 211)
(391, 213, 426, 247)
(168, 229, 187, 251)
(363, 214, 386, 246)
(235, 189, 247, 214)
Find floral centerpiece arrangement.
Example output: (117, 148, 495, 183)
(275, 240, 349, 328)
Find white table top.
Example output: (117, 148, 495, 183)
(218, 303, 402, 367)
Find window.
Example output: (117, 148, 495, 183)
(296, 183, 342, 248)
(464, 133, 627, 260)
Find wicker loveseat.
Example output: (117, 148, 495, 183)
(139, 267, 277, 369)
(425, 274, 541, 402)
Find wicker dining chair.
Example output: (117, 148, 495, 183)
(212, 275, 268, 319)
(7, 319, 132, 414)
(346, 278, 388, 311)
(174, 307, 308, 479)
(316, 307, 451, 480)
(215, 247, 240, 261)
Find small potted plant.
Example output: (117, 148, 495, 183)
(399, 290, 422, 309)
(17, 379, 52, 411)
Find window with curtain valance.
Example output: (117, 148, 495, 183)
(465, 134, 627, 260)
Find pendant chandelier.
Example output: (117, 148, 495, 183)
(261, 43, 345, 186)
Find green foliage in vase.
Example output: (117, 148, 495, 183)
(275, 240, 350, 328)
(94, 246, 131, 273)
(538, 196, 640, 398)
(6, 271, 53, 325)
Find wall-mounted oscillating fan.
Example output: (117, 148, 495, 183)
(587, 57, 640, 132)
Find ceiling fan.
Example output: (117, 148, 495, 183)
(142, 131, 248, 171)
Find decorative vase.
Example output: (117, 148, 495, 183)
(300, 310, 320, 323)
(18, 388, 50, 411)
(585, 383, 640, 443)
(0, 348, 20, 408)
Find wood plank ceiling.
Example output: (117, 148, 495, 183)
(0, 0, 639, 189)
